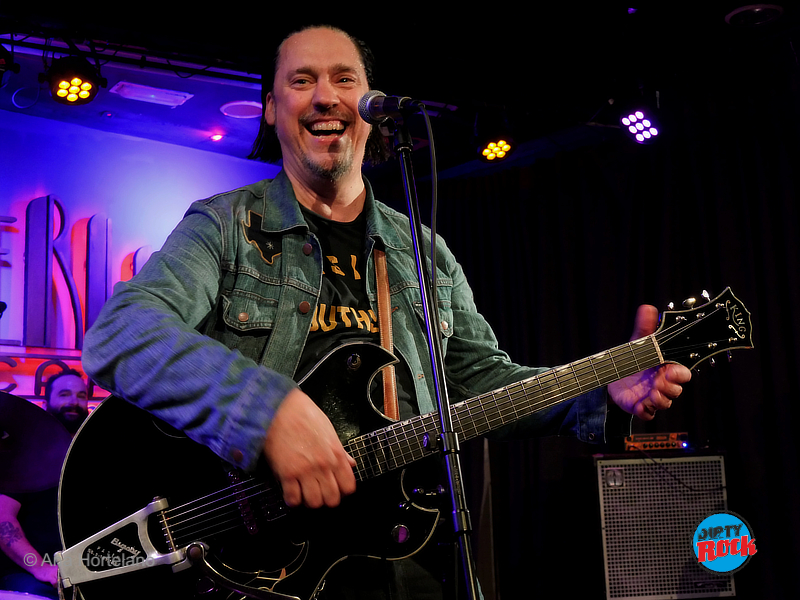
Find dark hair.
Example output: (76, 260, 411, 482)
(44, 369, 84, 405)
(248, 25, 390, 165)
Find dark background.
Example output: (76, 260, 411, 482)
(2, 5, 798, 599)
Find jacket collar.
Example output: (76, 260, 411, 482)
(259, 169, 409, 250)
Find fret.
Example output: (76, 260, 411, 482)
(630, 340, 642, 372)
(454, 403, 474, 440)
(587, 351, 610, 386)
(568, 361, 584, 394)
(382, 427, 397, 471)
(500, 384, 518, 426)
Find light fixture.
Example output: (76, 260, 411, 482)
(475, 109, 515, 162)
(620, 109, 660, 145)
(220, 101, 262, 118)
(109, 81, 193, 107)
(40, 56, 106, 105)
(480, 139, 512, 161)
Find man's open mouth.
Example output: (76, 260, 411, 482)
(307, 121, 347, 136)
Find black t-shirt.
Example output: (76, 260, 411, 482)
(298, 207, 417, 420)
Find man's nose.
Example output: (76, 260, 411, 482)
(312, 78, 339, 110)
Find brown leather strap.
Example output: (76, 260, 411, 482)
(374, 249, 399, 420)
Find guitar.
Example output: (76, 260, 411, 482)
(56, 287, 753, 600)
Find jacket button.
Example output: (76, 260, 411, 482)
(588, 433, 596, 441)
(303, 242, 313, 256)
(298, 301, 311, 314)
(441, 320, 449, 331)
(238, 312, 249, 323)
(231, 449, 244, 463)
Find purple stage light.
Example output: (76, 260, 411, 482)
(621, 109, 659, 144)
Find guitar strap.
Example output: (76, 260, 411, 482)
(374, 248, 399, 420)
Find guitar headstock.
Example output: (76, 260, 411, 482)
(656, 287, 754, 370)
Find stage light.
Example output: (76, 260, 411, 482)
(621, 109, 659, 144)
(480, 139, 512, 161)
(40, 56, 106, 106)
(475, 110, 515, 162)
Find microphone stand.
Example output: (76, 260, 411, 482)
(381, 116, 479, 600)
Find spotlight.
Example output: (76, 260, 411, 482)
(480, 139, 512, 161)
(620, 109, 660, 144)
(475, 110, 515, 162)
(40, 56, 106, 106)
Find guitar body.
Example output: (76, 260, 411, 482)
(59, 343, 441, 600)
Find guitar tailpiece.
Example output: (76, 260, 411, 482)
(56, 497, 186, 588)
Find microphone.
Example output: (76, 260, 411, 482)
(358, 90, 423, 124)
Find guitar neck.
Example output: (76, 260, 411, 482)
(346, 335, 663, 482)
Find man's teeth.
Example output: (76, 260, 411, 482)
(310, 122, 345, 133)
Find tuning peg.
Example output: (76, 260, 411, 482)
(667, 302, 675, 310)
(702, 290, 711, 303)
(709, 357, 716, 367)
(683, 297, 697, 309)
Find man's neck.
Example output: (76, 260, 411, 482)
(285, 169, 367, 223)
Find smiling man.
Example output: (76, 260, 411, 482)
(82, 25, 690, 600)
(44, 369, 89, 435)
(263, 26, 376, 221)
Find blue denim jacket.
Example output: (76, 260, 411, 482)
(83, 171, 608, 471)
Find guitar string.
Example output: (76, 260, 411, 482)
(164, 482, 281, 537)
(165, 486, 285, 544)
(346, 335, 662, 471)
(159, 308, 726, 542)
(345, 311, 723, 476)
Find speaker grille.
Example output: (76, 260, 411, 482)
(597, 455, 735, 599)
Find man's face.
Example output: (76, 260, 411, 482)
(46, 374, 88, 434)
(265, 27, 372, 184)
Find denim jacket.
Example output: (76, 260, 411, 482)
(83, 171, 607, 471)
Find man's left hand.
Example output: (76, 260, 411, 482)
(608, 305, 693, 420)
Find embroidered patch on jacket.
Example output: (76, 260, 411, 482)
(242, 211, 282, 265)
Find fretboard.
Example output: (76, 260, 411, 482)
(345, 335, 663, 482)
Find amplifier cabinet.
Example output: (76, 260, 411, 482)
(596, 455, 735, 599)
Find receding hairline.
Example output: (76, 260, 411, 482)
(272, 25, 366, 88)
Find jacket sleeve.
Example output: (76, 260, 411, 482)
(82, 202, 297, 471)
(436, 237, 616, 443)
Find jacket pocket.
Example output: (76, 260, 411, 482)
(221, 290, 278, 331)
(199, 290, 279, 364)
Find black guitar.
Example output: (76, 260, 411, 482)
(57, 288, 753, 600)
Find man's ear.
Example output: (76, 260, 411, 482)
(264, 92, 276, 126)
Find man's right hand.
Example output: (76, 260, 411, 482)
(262, 388, 357, 508)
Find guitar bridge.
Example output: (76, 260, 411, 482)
(56, 497, 188, 588)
